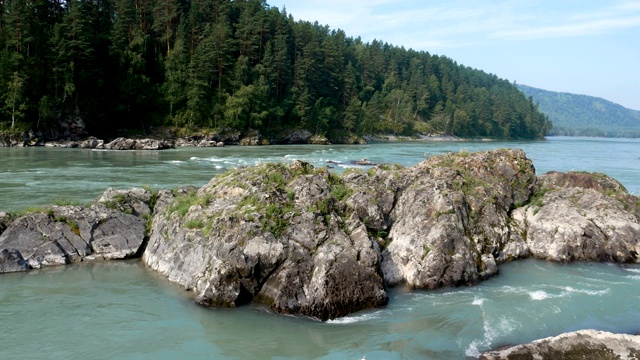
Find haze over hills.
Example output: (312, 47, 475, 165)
(518, 84, 640, 138)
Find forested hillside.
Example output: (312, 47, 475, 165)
(0, 0, 551, 141)
(518, 85, 640, 138)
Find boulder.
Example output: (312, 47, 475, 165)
(0, 130, 28, 147)
(508, 171, 640, 262)
(479, 330, 640, 360)
(239, 129, 263, 146)
(0, 198, 147, 273)
(309, 135, 330, 145)
(105, 137, 136, 150)
(44, 140, 79, 148)
(79, 136, 104, 149)
(0, 249, 29, 273)
(277, 129, 312, 144)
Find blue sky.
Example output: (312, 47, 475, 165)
(266, 0, 640, 110)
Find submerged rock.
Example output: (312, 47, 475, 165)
(479, 329, 640, 360)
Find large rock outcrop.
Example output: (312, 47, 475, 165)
(141, 149, 640, 319)
(479, 329, 640, 359)
(2, 149, 640, 321)
(0, 188, 151, 272)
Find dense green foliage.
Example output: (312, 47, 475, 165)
(518, 85, 640, 138)
(0, 0, 550, 140)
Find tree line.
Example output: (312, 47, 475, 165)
(0, 0, 551, 140)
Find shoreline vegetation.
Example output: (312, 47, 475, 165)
(0, 1, 550, 146)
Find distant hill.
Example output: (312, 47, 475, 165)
(517, 84, 640, 137)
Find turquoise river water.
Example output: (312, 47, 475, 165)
(1, 136, 640, 359)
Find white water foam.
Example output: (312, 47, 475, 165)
(472, 298, 485, 306)
(529, 290, 550, 300)
(326, 311, 382, 324)
(563, 286, 609, 296)
(465, 316, 518, 357)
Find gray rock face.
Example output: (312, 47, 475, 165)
(144, 162, 388, 320)
(508, 172, 640, 262)
(382, 149, 537, 288)
(0, 249, 28, 273)
(479, 329, 640, 360)
(0, 189, 149, 272)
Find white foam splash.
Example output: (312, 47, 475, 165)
(529, 290, 549, 300)
(465, 316, 517, 357)
(325, 311, 381, 324)
(472, 298, 485, 306)
(191, 156, 227, 162)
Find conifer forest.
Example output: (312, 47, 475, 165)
(0, 0, 551, 140)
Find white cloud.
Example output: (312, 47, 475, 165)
(271, 0, 640, 50)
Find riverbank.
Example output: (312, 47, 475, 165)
(1, 125, 477, 149)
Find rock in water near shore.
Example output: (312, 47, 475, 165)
(0, 188, 151, 270)
(104, 137, 175, 150)
(479, 329, 640, 359)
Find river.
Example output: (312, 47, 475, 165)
(1, 136, 639, 359)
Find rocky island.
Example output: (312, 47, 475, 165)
(1, 149, 639, 355)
